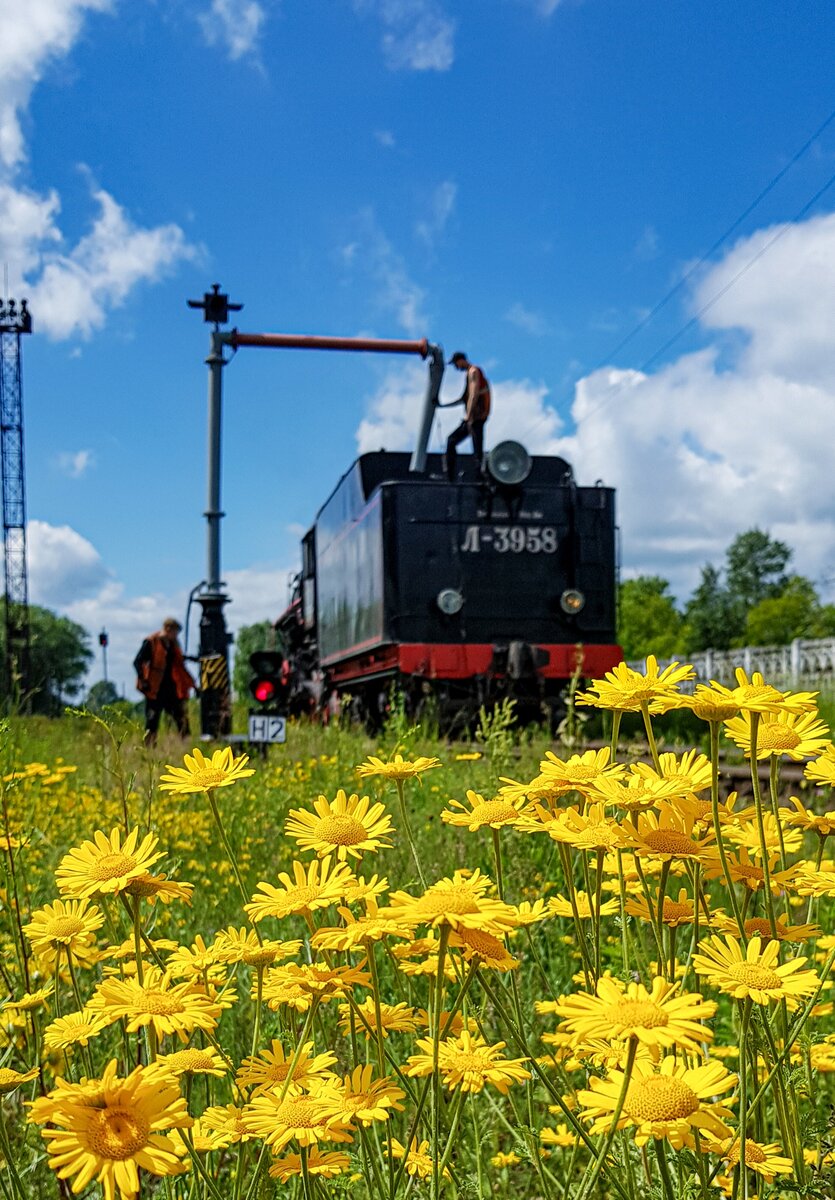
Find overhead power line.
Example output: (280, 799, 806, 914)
(518, 102, 835, 441)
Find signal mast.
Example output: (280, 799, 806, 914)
(0, 297, 32, 705)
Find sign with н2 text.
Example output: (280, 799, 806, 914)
(248, 714, 287, 744)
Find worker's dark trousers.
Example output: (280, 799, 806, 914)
(445, 419, 485, 480)
(144, 694, 190, 745)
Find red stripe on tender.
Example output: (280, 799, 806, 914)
(325, 643, 622, 684)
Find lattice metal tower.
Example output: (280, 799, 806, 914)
(0, 298, 32, 704)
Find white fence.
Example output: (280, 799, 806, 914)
(627, 637, 835, 688)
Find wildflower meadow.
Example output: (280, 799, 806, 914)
(2, 659, 835, 1199)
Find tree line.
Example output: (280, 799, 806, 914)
(619, 528, 835, 661)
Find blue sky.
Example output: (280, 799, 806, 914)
(6, 0, 835, 689)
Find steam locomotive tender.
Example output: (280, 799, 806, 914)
(277, 440, 621, 728)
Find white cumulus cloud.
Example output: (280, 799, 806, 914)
(57, 449, 94, 478)
(356, 361, 563, 454)
(342, 208, 428, 335)
(0, 2, 198, 339)
(415, 181, 457, 245)
(27, 518, 293, 693)
(198, 0, 268, 61)
(356, 0, 455, 72)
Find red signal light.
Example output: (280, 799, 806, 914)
(254, 680, 276, 703)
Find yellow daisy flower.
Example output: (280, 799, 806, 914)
(391, 1137, 450, 1181)
(172, 1118, 233, 1153)
(725, 669, 818, 716)
(805, 743, 835, 787)
(724, 709, 830, 761)
(448, 925, 519, 971)
(631, 749, 713, 794)
(311, 898, 413, 952)
(553, 975, 717, 1052)
(440, 789, 536, 831)
(784, 797, 835, 838)
(384, 869, 519, 935)
(725, 848, 795, 893)
(156, 1047, 228, 1078)
(536, 747, 627, 797)
(578, 1055, 736, 1149)
(245, 856, 354, 922)
(212, 926, 301, 968)
(590, 772, 685, 813)
(405, 1031, 530, 1094)
(710, 1136, 793, 1182)
(320, 1065, 405, 1125)
(240, 1091, 353, 1150)
(3, 986, 52, 1013)
(355, 753, 441, 780)
(24, 897, 104, 952)
(261, 962, 371, 1008)
(576, 655, 695, 712)
(621, 804, 718, 865)
(123, 873, 194, 905)
(693, 935, 819, 1008)
(285, 789, 393, 859)
(711, 911, 819, 943)
(269, 1148, 351, 1181)
(545, 803, 624, 853)
(235, 1040, 337, 1097)
(199, 1104, 253, 1144)
(0, 1065, 38, 1094)
(549, 891, 620, 920)
(30, 1060, 191, 1200)
(625, 889, 703, 927)
(540, 1125, 576, 1148)
(43, 1009, 113, 1052)
(166, 935, 221, 979)
(724, 813, 802, 859)
(88, 967, 222, 1041)
(338, 998, 420, 1040)
(492, 1149, 523, 1165)
(669, 684, 741, 723)
(159, 746, 255, 794)
(55, 827, 164, 898)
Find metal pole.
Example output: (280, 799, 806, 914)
(197, 330, 231, 738)
(206, 331, 224, 590)
(410, 344, 445, 473)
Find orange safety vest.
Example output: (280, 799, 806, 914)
(467, 366, 491, 423)
(136, 633, 195, 701)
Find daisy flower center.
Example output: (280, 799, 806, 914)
(757, 725, 800, 751)
(244, 948, 280, 967)
(86, 1108, 150, 1160)
(642, 831, 698, 856)
(449, 1052, 489, 1073)
(744, 918, 777, 939)
(605, 1000, 669, 1029)
(473, 801, 519, 823)
(725, 1139, 767, 1166)
(459, 929, 505, 957)
(277, 1098, 319, 1128)
(417, 888, 480, 917)
(137, 989, 185, 1016)
(0, 1069, 22, 1087)
(264, 1062, 293, 1081)
(738, 685, 784, 705)
(314, 815, 368, 845)
(734, 862, 763, 880)
(170, 1050, 214, 1070)
(287, 886, 318, 906)
(188, 767, 230, 788)
(625, 1076, 699, 1121)
(662, 900, 693, 922)
(45, 916, 86, 939)
(728, 962, 783, 990)
(90, 852, 137, 881)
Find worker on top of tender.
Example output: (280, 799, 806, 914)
(436, 351, 491, 481)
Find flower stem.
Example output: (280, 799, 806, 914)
(205, 788, 262, 942)
(709, 721, 747, 941)
(395, 779, 426, 889)
(577, 1036, 638, 1200)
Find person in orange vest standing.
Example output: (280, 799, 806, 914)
(133, 617, 196, 745)
(438, 351, 491, 480)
